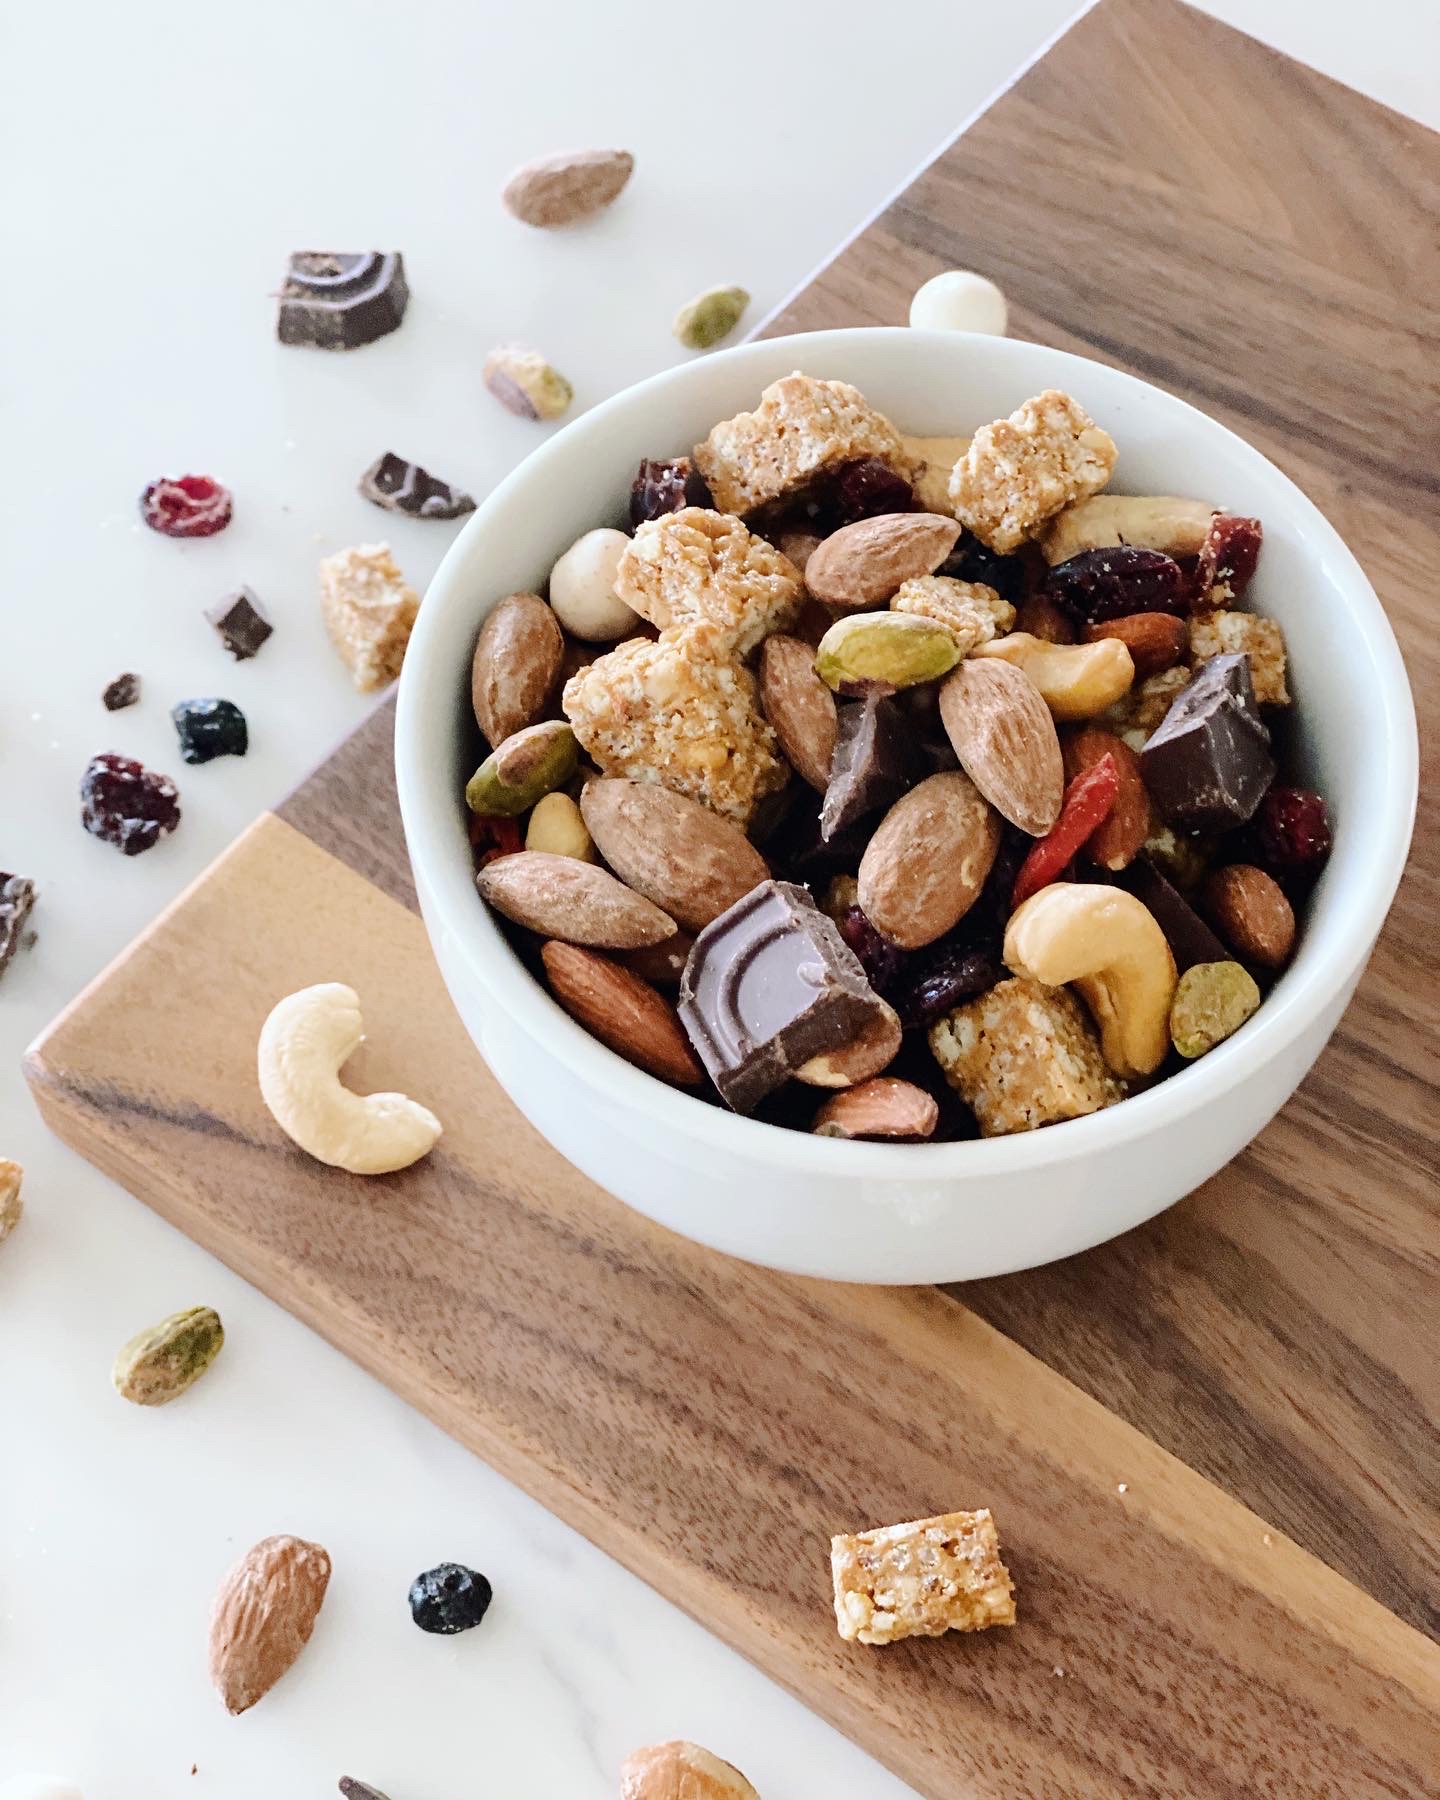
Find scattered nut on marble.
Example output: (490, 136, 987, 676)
(257, 983, 442, 1175)
(548, 527, 641, 642)
(620, 1739, 759, 1800)
(909, 269, 1008, 336)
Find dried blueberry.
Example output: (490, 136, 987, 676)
(629, 456, 709, 526)
(836, 904, 906, 994)
(139, 474, 233, 538)
(938, 531, 1030, 602)
(408, 1562, 493, 1635)
(1256, 786, 1331, 873)
(895, 941, 1003, 1030)
(80, 753, 181, 855)
(1047, 546, 1186, 622)
(828, 457, 916, 525)
(102, 672, 141, 711)
(172, 697, 248, 764)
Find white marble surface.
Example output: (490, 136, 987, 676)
(2, 2, 1436, 1793)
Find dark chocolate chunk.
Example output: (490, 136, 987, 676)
(205, 587, 273, 660)
(678, 880, 891, 1113)
(102, 672, 141, 711)
(0, 872, 37, 981)
(172, 697, 248, 764)
(1140, 654, 1274, 831)
(277, 251, 408, 350)
(820, 695, 914, 841)
(1121, 857, 1228, 971)
(359, 452, 475, 520)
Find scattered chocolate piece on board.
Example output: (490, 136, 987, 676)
(205, 586, 273, 660)
(102, 672, 141, 711)
(358, 452, 475, 520)
(276, 251, 408, 350)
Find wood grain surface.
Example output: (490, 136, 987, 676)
(24, 1, 1440, 1792)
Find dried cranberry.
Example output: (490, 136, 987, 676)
(895, 941, 1002, 1030)
(1193, 514, 1262, 602)
(139, 474, 233, 538)
(1047, 547, 1185, 622)
(938, 532, 1029, 602)
(172, 697, 248, 764)
(469, 812, 523, 869)
(836, 904, 905, 993)
(80, 752, 181, 855)
(827, 458, 916, 525)
(102, 672, 141, 711)
(1256, 786, 1331, 872)
(629, 457, 708, 527)
(973, 824, 1032, 929)
(408, 1562, 492, 1634)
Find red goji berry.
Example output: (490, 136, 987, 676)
(1011, 753, 1120, 909)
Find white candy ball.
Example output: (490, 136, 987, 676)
(547, 527, 640, 643)
(908, 270, 1008, 336)
(0, 1779, 84, 1800)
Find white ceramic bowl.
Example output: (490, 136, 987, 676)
(395, 330, 1416, 1284)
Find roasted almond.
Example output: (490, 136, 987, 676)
(939, 658, 1064, 836)
(1084, 611, 1188, 679)
(813, 1077, 940, 1140)
(1203, 864, 1296, 969)
(579, 779, 768, 932)
(208, 1535, 331, 1715)
(804, 512, 961, 610)
(501, 148, 634, 228)
(794, 1001, 903, 1088)
(858, 771, 1000, 949)
(471, 592, 565, 746)
(541, 942, 703, 1086)
(478, 851, 676, 949)
(758, 634, 838, 790)
(1062, 726, 1152, 870)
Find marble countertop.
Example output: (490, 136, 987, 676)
(2, 1, 1435, 1792)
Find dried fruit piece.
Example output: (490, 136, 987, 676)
(319, 543, 419, 691)
(172, 697, 248, 764)
(895, 940, 1002, 1030)
(1062, 727, 1152, 871)
(1170, 960, 1261, 1058)
(208, 1535, 332, 1714)
(80, 753, 180, 855)
(470, 591, 566, 747)
(940, 532, 1031, 602)
(139, 474, 232, 538)
(102, 672, 140, 711)
(408, 1561, 494, 1634)
(1255, 786, 1332, 873)
(205, 586, 273, 660)
(358, 451, 475, 520)
(0, 873, 38, 982)
(1193, 513, 1262, 602)
(276, 251, 408, 349)
(501, 148, 634, 227)
(1047, 546, 1185, 622)
(1010, 753, 1119, 907)
(938, 658, 1064, 836)
(621, 1741, 759, 1800)
(673, 284, 750, 350)
(579, 778, 769, 932)
(525, 791, 594, 861)
(805, 511, 961, 610)
(469, 813, 524, 870)
(478, 852, 676, 949)
(827, 456, 917, 525)
(1204, 863, 1296, 969)
(1084, 611, 1188, 678)
(112, 1305, 224, 1406)
(465, 720, 577, 817)
(860, 771, 1000, 950)
(629, 456, 710, 526)
(815, 611, 960, 695)
(0, 1159, 23, 1244)
(483, 346, 573, 420)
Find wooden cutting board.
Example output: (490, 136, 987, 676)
(25, 1, 1440, 1793)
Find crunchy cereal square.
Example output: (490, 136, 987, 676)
(1188, 610, 1289, 706)
(948, 390, 1117, 553)
(562, 631, 787, 825)
(616, 508, 804, 657)
(929, 976, 1121, 1135)
(319, 543, 419, 692)
(832, 1509, 1016, 1645)
(693, 374, 914, 516)
(891, 575, 1015, 655)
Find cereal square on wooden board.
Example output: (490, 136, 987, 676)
(929, 975, 1122, 1135)
(1188, 610, 1290, 706)
(563, 631, 787, 825)
(616, 507, 804, 657)
(831, 1509, 1017, 1645)
(693, 373, 915, 516)
(891, 575, 1015, 655)
(319, 543, 419, 692)
(948, 390, 1118, 554)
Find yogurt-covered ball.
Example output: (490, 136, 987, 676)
(909, 270, 1008, 336)
(548, 528, 640, 643)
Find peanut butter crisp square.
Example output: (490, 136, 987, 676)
(948, 389, 1118, 553)
(832, 1509, 1017, 1645)
(616, 507, 803, 657)
(319, 542, 420, 691)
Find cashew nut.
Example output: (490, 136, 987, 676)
(257, 984, 442, 1175)
(902, 433, 971, 515)
(1003, 883, 1177, 1077)
(975, 632, 1134, 721)
(1038, 494, 1217, 565)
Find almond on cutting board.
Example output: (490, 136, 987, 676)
(207, 1535, 332, 1715)
(579, 779, 769, 932)
(541, 942, 703, 1086)
(804, 512, 961, 610)
(478, 851, 676, 948)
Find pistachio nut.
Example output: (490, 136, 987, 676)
(483, 346, 573, 421)
(1169, 960, 1261, 1059)
(814, 612, 961, 695)
(673, 285, 750, 351)
(113, 1305, 224, 1406)
(466, 720, 578, 817)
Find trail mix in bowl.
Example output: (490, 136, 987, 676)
(462, 374, 1332, 1142)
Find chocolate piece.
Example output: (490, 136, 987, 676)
(277, 251, 408, 350)
(1122, 857, 1228, 972)
(678, 880, 892, 1113)
(1140, 654, 1274, 831)
(102, 672, 141, 711)
(820, 695, 914, 841)
(359, 452, 475, 520)
(204, 587, 273, 660)
(0, 873, 37, 980)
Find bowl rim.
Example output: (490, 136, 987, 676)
(395, 327, 1418, 1180)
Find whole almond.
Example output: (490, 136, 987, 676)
(471, 592, 565, 746)
(939, 658, 1064, 836)
(501, 148, 634, 228)
(1084, 612, 1188, 679)
(541, 942, 703, 1086)
(758, 635, 838, 790)
(1203, 864, 1296, 969)
(207, 1535, 331, 1715)
(804, 512, 961, 610)
(813, 1077, 940, 1140)
(579, 779, 768, 932)
(794, 1001, 903, 1088)
(478, 852, 676, 949)
(859, 771, 1001, 950)
(1062, 726, 1152, 870)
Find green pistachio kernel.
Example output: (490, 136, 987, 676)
(466, 719, 577, 817)
(814, 612, 962, 695)
(673, 285, 751, 351)
(1169, 959, 1261, 1059)
(113, 1305, 225, 1406)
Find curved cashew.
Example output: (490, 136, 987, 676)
(1038, 494, 1217, 565)
(975, 632, 1134, 721)
(1003, 884, 1177, 1077)
(257, 984, 441, 1175)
